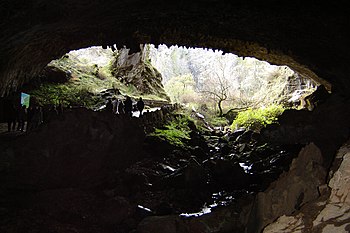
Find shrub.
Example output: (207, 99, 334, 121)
(206, 116, 229, 127)
(29, 83, 103, 108)
(149, 115, 192, 148)
(231, 105, 284, 131)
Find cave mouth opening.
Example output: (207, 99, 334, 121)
(0, 41, 323, 136)
(31, 44, 320, 213)
(0, 43, 338, 233)
(22, 43, 318, 124)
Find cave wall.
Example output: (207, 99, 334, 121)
(1, 0, 349, 96)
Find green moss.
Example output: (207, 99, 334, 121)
(231, 105, 285, 131)
(29, 83, 103, 108)
(150, 115, 192, 148)
(206, 116, 229, 127)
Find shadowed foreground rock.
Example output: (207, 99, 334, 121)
(1, 93, 350, 233)
(2, 108, 145, 189)
(246, 143, 326, 233)
(137, 206, 242, 233)
(133, 143, 326, 233)
(261, 93, 350, 167)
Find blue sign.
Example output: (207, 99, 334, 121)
(21, 92, 30, 108)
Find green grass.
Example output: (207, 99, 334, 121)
(30, 56, 149, 107)
(206, 116, 229, 127)
(29, 48, 171, 108)
(231, 105, 285, 132)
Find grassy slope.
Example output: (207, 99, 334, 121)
(28, 49, 169, 108)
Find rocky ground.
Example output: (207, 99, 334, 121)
(0, 107, 302, 233)
(1, 93, 350, 233)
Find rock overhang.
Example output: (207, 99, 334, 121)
(0, 0, 348, 96)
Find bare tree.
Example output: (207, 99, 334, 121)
(148, 45, 314, 112)
(200, 57, 234, 116)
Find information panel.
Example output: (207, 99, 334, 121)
(21, 92, 30, 108)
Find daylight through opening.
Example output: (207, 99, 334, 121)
(25, 44, 319, 129)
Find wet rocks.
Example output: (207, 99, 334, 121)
(137, 205, 243, 233)
(165, 158, 208, 189)
(128, 100, 350, 233)
(133, 121, 305, 226)
(2, 100, 348, 233)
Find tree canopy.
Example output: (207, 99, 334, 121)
(148, 44, 317, 113)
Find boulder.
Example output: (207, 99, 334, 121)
(245, 143, 326, 233)
(262, 139, 350, 233)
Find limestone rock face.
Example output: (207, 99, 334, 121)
(262, 139, 350, 233)
(112, 45, 170, 100)
(263, 214, 305, 233)
(312, 141, 350, 232)
(246, 143, 326, 233)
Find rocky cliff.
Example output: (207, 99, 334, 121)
(112, 45, 170, 101)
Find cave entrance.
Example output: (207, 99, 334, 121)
(24, 43, 318, 129)
(147, 44, 318, 125)
(0, 44, 335, 233)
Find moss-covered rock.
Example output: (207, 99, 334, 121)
(149, 114, 193, 148)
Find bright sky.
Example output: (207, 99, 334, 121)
(68, 46, 114, 67)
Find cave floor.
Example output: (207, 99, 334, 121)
(0, 117, 303, 233)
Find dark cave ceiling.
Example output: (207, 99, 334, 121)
(0, 0, 349, 96)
